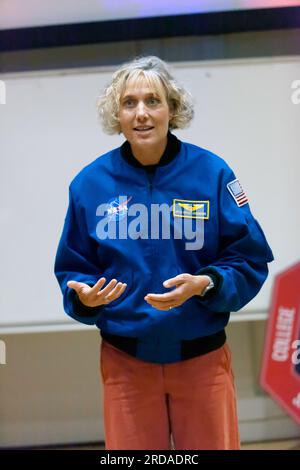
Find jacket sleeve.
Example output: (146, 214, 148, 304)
(196, 165, 274, 312)
(54, 185, 103, 325)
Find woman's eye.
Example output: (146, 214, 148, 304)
(123, 100, 135, 107)
(148, 98, 160, 105)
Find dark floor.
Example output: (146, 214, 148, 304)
(45, 438, 300, 450)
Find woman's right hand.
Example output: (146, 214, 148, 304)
(67, 277, 127, 307)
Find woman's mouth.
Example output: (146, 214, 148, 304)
(134, 127, 154, 132)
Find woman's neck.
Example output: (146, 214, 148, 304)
(130, 137, 168, 166)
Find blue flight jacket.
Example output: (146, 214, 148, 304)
(54, 138, 274, 363)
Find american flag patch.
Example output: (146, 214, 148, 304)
(227, 179, 249, 207)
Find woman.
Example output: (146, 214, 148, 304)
(54, 56, 274, 450)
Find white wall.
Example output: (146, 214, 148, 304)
(1, 57, 300, 331)
(0, 330, 104, 447)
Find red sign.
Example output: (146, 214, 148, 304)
(260, 261, 300, 425)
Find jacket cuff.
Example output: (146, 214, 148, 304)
(194, 267, 223, 300)
(74, 293, 103, 317)
(70, 282, 103, 318)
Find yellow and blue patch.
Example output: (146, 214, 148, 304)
(173, 199, 210, 219)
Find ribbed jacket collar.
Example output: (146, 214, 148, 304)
(120, 132, 181, 170)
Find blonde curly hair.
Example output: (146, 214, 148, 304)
(97, 56, 194, 134)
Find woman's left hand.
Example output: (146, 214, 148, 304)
(144, 273, 211, 311)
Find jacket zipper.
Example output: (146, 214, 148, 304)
(146, 170, 156, 283)
(147, 171, 154, 193)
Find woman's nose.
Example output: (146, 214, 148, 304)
(136, 102, 148, 118)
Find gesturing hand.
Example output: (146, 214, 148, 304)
(67, 277, 127, 308)
(144, 273, 210, 311)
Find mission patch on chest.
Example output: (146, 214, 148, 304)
(173, 199, 210, 219)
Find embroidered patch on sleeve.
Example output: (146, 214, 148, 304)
(227, 179, 249, 207)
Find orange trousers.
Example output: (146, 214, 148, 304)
(100, 339, 240, 450)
